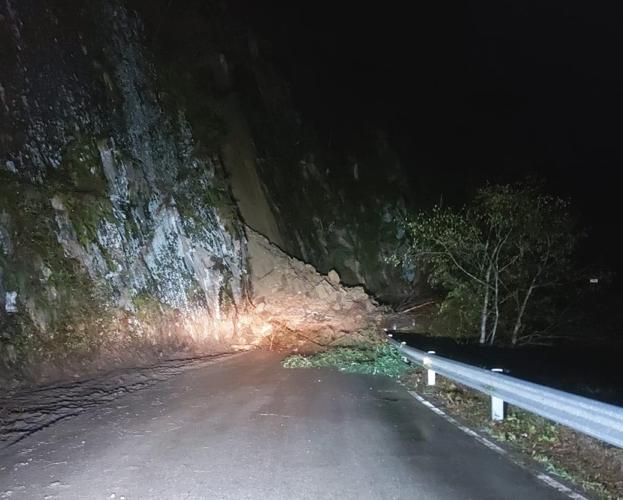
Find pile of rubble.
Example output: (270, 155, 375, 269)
(244, 229, 386, 350)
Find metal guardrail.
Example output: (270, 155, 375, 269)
(388, 336, 623, 448)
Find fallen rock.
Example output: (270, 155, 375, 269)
(327, 269, 341, 286)
(246, 228, 384, 349)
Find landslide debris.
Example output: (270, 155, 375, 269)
(245, 229, 387, 350)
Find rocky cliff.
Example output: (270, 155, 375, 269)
(0, 0, 413, 384)
(0, 1, 250, 382)
(139, 0, 417, 302)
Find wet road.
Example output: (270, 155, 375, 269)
(0, 351, 569, 499)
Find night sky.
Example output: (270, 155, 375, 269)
(242, 0, 623, 279)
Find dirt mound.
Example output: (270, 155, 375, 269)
(245, 229, 386, 350)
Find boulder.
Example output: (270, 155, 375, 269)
(327, 269, 341, 286)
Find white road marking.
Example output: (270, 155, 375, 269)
(406, 389, 589, 500)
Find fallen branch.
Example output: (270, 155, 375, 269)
(398, 301, 436, 315)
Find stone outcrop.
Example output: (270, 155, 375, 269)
(0, 1, 247, 382)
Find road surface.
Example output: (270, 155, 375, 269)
(0, 351, 569, 499)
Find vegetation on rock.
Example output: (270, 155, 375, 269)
(0, 2, 248, 384)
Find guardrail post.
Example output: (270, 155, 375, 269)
(490, 368, 506, 421)
(398, 340, 410, 364)
(426, 351, 436, 386)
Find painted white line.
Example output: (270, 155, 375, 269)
(537, 473, 590, 500)
(406, 389, 589, 500)
(408, 391, 506, 454)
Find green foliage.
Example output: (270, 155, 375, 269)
(57, 193, 115, 247)
(395, 181, 582, 344)
(489, 411, 559, 445)
(282, 344, 409, 378)
(429, 284, 481, 337)
(0, 144, 114, 368)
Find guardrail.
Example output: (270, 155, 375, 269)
(387, 335, 623, 448)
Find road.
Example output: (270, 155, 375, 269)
(0, 351, 569, 499)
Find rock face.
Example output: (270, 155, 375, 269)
(138, 0, 419, 304)
(0, 0, 411, 383)
(0, 1, 247, 380)
(233, 56, 416, 302)
(245, 229, 383, 350)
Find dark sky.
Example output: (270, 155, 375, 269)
(241, 0, 622, 274)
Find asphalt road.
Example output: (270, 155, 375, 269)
(0, 351, 569, 499)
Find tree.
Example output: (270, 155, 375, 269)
(395, 183, 580, 345)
